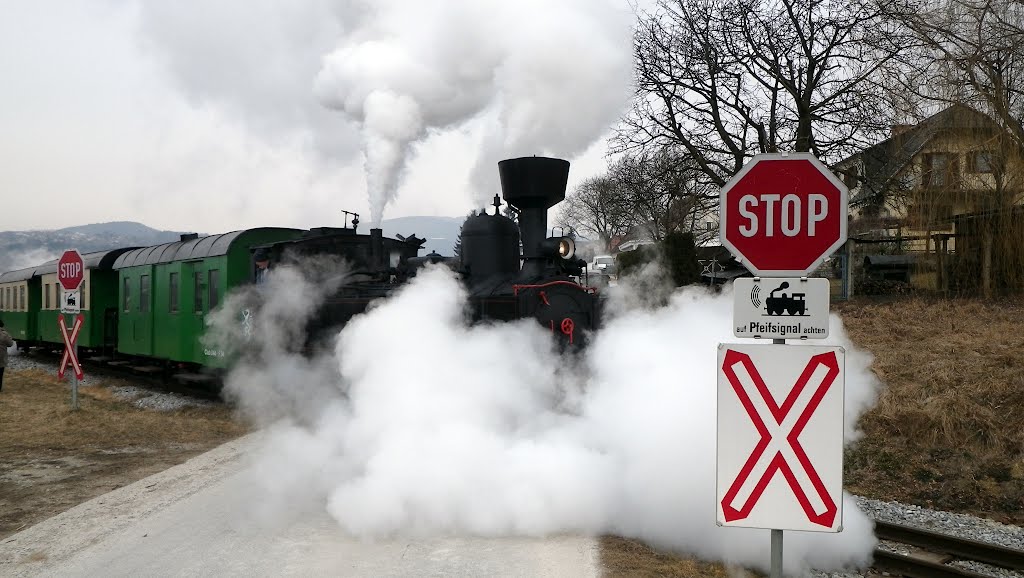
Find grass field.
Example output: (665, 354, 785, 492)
(0, 369, 246, 540)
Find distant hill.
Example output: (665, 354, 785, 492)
(0, 217, 466, 273)
(0, 222, 194, 273)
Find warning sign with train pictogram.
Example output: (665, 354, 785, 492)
(732, 278, 831, 339)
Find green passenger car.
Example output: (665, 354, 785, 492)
(0, 267, 40, 343)
(113, 229, 302, 367)
(34, 249, 136, 351)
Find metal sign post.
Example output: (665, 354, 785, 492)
(772, 337, 785, 578)
(69, 314, 78, 410)
(771, 528, 783, 578)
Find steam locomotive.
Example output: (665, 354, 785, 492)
(255, 156, 599, 347)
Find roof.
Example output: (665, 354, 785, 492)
(0, 266, 39, 283)
(617, 239, 655, 252)
(112, 230, 295, 268)
(0, 248, 138, 283)
(840, 105, 1005, 207)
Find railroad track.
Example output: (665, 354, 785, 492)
(20, 346, 224, 401)
(871, 520, 1024, 578)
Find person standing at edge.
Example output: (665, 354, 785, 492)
(0, 319, 13, 392)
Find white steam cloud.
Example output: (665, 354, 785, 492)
(313, 0, 634, 224)
(211, 264, 882, 576)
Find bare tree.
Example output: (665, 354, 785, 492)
(893, 0, 1024, 148)
(617, 0, 913, 187)
(609, 150, 719, 242)
(556, 175, 632, 249)
(559, 149, 720, 247)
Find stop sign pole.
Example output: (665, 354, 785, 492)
(58, 249, 85, 410)
(717, 153, 848, 578)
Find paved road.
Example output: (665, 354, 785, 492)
(0, 436, 601, 577)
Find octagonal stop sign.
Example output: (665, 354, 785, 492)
(720, 153, 848, 277)
(58, 250, 85, 291)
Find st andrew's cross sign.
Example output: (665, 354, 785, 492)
(716, 343, 845, 532)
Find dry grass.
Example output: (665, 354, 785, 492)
(839, 297, 1024, 521)
(0, 369, 245, 451)
(0, 369, 247, 539)
(600, 536, 754, 578)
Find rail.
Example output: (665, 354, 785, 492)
(871, 520, 1024, 578)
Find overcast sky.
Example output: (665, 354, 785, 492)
(1, 0, 649, 233)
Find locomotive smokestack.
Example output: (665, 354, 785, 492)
(498, 157, 570, 258)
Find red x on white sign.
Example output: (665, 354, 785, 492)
(58, 315, 85, 381)
(716, 344, 844, 532)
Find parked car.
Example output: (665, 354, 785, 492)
(590, 255, 617, 277)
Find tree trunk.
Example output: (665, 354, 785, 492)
(982, 227, 993, 298)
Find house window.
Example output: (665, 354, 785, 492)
(169, 272, 179, 313)
(923, 152, 958, 188)
(140, 275, 150, 313)
(208, 269, 220, 311)
(967, 151, 994, 173)
(194, 272, 204, 313)
(123, 278, 132, 312)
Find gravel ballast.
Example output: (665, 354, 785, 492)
(812, 496, 1024, 578)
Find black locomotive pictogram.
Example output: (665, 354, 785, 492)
(763, 281, 806, 316)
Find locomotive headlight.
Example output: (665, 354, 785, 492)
(538, 236, 576, 260)
(556, 237, 575, 260)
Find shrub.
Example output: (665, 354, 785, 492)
(616, 232, 701, 287)
(662, 231, 701, 287)
(616, 245, 658, 277)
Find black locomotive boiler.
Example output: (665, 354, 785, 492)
(255, 156, 598, 346)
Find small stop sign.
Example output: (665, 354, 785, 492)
(58, 250, 85, 291)
(720, 153, 848, 276)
